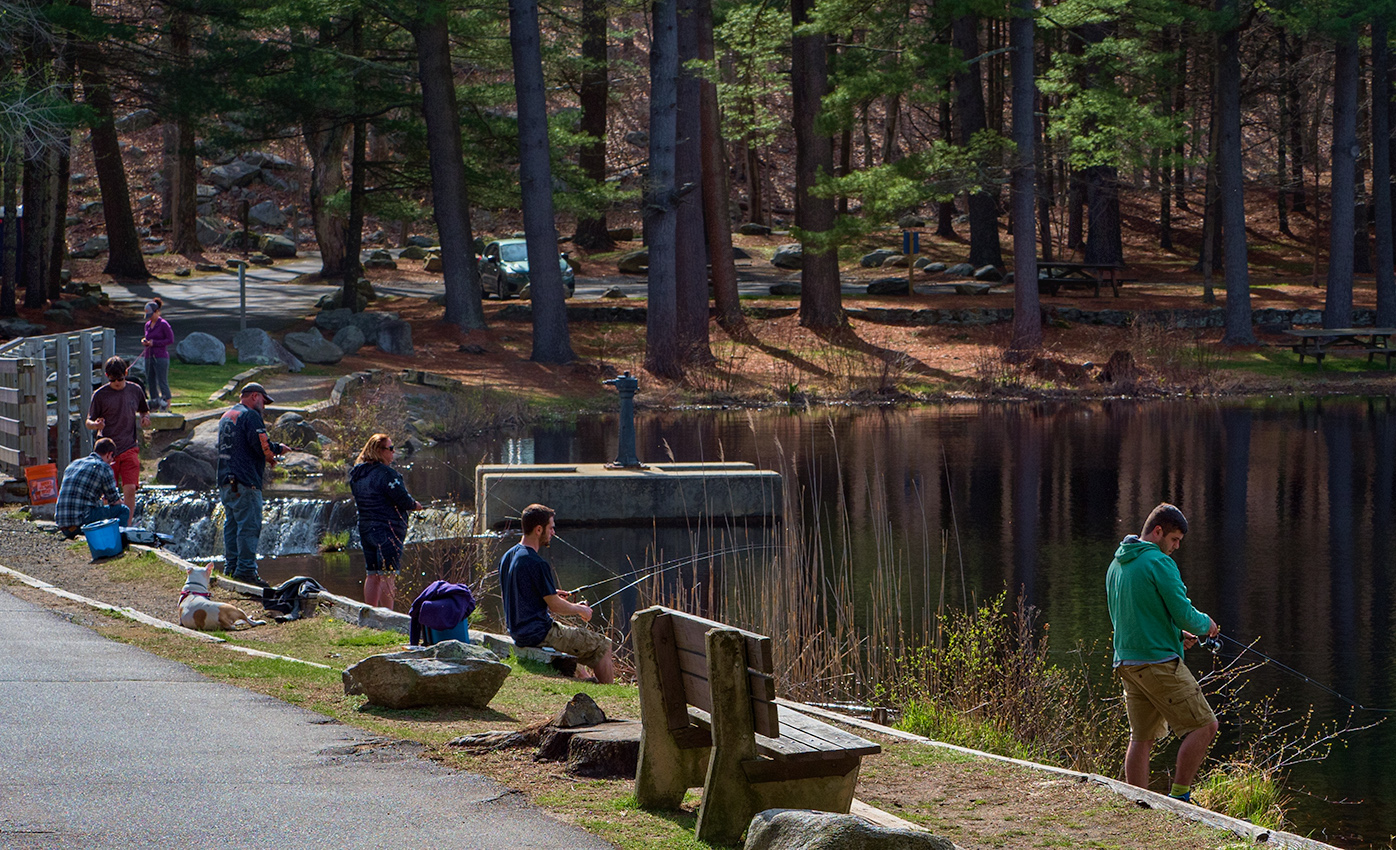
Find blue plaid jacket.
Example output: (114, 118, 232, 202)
(55, 453, 122, 528)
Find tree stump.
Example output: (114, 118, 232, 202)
(535, 720, 643, 779)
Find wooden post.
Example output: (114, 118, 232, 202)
(78, 330, 95, 456)
(55, 334, 70, 472)
(18, 357, 43, 466)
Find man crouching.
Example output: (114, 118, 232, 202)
(499, 503, 615, 684)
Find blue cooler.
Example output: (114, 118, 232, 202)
(80, 518, 124, 560)
(424, 619, 470, 646)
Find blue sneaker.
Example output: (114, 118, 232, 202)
(1169, 792, 1191, 803)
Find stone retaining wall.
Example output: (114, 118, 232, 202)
(496, 303, 1367, 329)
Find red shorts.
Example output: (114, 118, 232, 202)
(110, 447, 140, 487)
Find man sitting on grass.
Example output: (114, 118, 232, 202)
(499, 503, 615, 684)
(55, 437, 129, 539)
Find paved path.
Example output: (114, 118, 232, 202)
(0, 588, 613, 849)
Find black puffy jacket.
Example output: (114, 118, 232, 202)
(350, 462, 416, 534)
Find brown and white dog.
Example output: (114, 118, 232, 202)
(178, 565, 265, 631)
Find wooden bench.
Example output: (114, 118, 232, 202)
(631, 605, 881, 845)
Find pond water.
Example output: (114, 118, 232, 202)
(200, 398, 1394, 846)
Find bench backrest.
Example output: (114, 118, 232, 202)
(648, 607, 779, 738)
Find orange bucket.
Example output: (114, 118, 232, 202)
(24, 463, 59, 505)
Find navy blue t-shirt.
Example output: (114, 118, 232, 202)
(499, 542, 557, 646)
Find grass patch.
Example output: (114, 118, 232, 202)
(1194, 766, 1287, 830)
(165, 360, 255, 411)
(1215, 347, 1396, 376)
(98, 549, 187, 590)
(319, 529, 351, 552)
(897, 700, 1036, 762)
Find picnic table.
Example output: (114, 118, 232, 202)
(1036, 260, 1135, 297)
(1284, 327, 1396, 368)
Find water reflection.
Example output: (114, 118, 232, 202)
(238, 399, 1396, 846)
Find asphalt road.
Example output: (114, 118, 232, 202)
(0, 588, 614, 849)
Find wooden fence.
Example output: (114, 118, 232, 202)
(0, 327, 116, 478)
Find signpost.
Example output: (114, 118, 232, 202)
(902, 229, 921, 294)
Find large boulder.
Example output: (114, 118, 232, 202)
(945, 262, 975, 277)
(771, 243, 803, 269)
(156, 451, 216, 490)
(867, 277, 913, 296)
(972, 265, 1003, 282)
(270, 338, 305, 373)
(247, 200, 286, 228)
(739, 222, 772, 236)
(861, 250, 896, 268)
(232, 327, 279, 365)
(175, 332, 226, 365)
(242, 151, 297, 171)
(332, 324, 366, 355)
(282, 330, 343, 365)
(342, 641, 510, 709)
(744, 810, 955, 850)
(115, 108, 159, 133)
(376, 320, 413, 356)
(617, 248, 649, 274)
(261, 234, 297, 258)
(196, 217, 227, 247)
(314, 308, 355, 334)
(182, 419, 222, 468)
(350, 310, 396, 338)
(208, 160, 261, 190)
(399, 245, 429, 260)
(275, 412, 319, 448)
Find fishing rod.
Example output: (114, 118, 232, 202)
(565, 543, 781, 597)
(1199, 633, 1396, 715)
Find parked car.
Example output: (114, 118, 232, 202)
(478, 238, 575, 299)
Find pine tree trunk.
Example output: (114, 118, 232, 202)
(1216, 0, 1255, 344)
(953, 13, 1003, 269)
(1277, 30, 1293, 236)
(1008, 0, 1040, 353)
(792, 0, 843, 331)
(936, 103, 956, 238)
(1355, 47, 1372, 276)
(510, 0, 575, 362)
(21, 149, 48, 308)
(47, 141, 69, 301)
(1288, 35, 1308, 213)
(572, 0, 613, 251)
(675, 0, 713, 364)
(168, 8, 198, 256)
(696, 0, 743, 333)
(342, 114, 366, 313)
(306, 119, 350, 279)
(644, 0, 682, 377)
(1082, 166, 1122, 265)
(2, 159, 18, 316)
(1375, 18, 1396, 327)
(413, 1, 486, 330)
(1326, 29, 1359, 329)
(80, 60, 149, 280)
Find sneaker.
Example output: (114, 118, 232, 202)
(233, 572, 271, 588)
(1168, 792, 1191, 804)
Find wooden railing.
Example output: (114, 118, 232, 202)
(0, 327, 116, 477)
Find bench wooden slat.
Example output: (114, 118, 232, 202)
(670, 610, 774, 672)
(742, 753, 861, 784)
(666, 611, 778, 737)
(651, 612, 692, 733)
(777, 703, 883, 756)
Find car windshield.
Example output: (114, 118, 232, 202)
(498, 243, 529, 263)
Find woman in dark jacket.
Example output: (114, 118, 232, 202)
(350, 433, 421, 609)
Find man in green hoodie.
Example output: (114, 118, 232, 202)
(1106, 502, 1219, 804)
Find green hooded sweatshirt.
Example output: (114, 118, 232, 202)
(1105, 535, 1212, 665)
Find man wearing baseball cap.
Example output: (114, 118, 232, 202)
(215, 382, 287, 587)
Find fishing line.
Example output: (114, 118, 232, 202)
(566, 543, 781, 597)
(1214, 634, 1396, 715)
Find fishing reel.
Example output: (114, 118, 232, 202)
(1197, 634, 1222, 654)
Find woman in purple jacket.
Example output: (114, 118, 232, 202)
(141, 299, 174, 411)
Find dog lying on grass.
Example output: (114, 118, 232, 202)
(178, 565, 265, 631)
